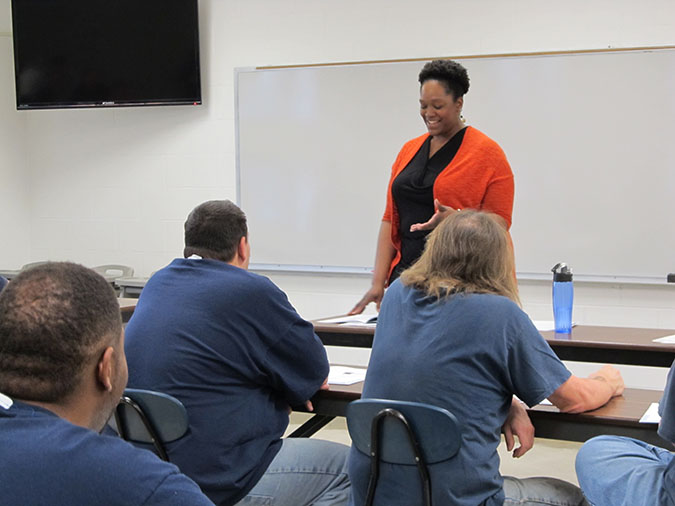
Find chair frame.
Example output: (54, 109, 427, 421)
(366, 408, 431, 506)
(114, 395, 170, 461)
(112, 389, 188, 462)
(347, 399, 462, 506)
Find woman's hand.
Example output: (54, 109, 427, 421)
(410, 199, 458, 232)
(349, 285, 385, 315)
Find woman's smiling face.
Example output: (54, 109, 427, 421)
(419, 79, 463, 139)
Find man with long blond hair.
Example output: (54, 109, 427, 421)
(348, 210, 624, 506)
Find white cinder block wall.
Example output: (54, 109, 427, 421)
(1, 0, 675, 387)
(0, 24, 29, 266)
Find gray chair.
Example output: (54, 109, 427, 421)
(20, 261, 49, 271)
(347, 399, 462, 506)
(93, 265, 135, 295)
(0, 269, 20, 280)
(114, 272, 154, 298)
(93, 264, 134, 281)
(113, 388, 188, 462)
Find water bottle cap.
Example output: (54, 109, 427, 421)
(551, 262, 573, 282)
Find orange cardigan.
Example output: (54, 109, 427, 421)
(382, 126, 514, 278)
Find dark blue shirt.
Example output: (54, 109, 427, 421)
(348, 282, 571, 506)
(0, 397, 212, 506)
(0, 275, 8, 292)
(658, 361, 675, 502)
(659, 361, 675, 442)
(125, 258, 329, 505)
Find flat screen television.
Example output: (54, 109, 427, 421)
(11, 0, 202, 110)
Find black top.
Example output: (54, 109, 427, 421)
(390, 127, 467, 282)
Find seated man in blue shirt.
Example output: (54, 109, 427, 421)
(125, 200, 350, 506)
(0, 275, 7, 292)
(0, 262, 213, 506)
(576, 361, 675, 505)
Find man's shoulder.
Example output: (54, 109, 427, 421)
(148, 259, 281, 297)
(0, 413, 204, 505)
(457, 293, 525, 324)
(465, 292, 516, 308)
(13, 413, 176, 474)
(218, 267, 285, 302)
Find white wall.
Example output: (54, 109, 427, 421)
(0, 3, 29, 267)
(1, 0, 675, 385)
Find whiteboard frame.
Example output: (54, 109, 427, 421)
(236, 45, 675, 285)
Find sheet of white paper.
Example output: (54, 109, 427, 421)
(514, 396, 552, 406)
(653, 334, 675, 344)
(318, 314, 378, 325)
(532, 320, 577, 332)
(0, 392, 13, 409)
(639, 402, 661, 423)
(533, 321, 556, 331)
(328, 366, 367, 385)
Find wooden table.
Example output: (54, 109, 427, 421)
(115, 277, 148, 298)
(118, 298, 137, 323)
(293, 376, 670, 448)
(115, 306, 670, 445)
(313, 322, 675, 367)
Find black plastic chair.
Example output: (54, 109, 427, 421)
(112, 388, 188, 462)
(347, 399, 462, 506)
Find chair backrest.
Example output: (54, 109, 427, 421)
(347, 399, 462, 506)
(20, 261, 49, 271)
(114, 276, 150, 298)
(93, 264, 134, 279)
(347, 399, 462, 465)
(113, 388, 188, 462)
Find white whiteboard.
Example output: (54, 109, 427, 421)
(236, 49, 675, 281)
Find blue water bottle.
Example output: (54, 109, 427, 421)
(552, 262, 573, 333)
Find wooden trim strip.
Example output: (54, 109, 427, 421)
(257, 45, 675, 70)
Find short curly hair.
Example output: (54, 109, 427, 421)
(418, 60, 470, 99)
(0, 262, 121, 403)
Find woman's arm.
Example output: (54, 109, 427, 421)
(349, 221, 396, 314)
(481, 173, 514, 229)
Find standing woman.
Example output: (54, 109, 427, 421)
(351, 59, 514, 314)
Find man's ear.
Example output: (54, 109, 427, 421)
(237, 236, 249, 265)
(96, 347, 115, 392)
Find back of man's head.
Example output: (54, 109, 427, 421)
(0, 262, 122, 403)
(183, 200, 248, 262)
